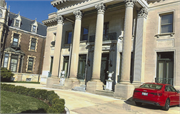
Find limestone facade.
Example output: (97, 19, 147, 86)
(41, 0, 180, 99)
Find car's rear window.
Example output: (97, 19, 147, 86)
(140, 84, 162, 90)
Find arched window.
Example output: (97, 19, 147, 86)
(0, 10, 2, 18)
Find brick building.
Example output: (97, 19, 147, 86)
(1, 1, 47, 82)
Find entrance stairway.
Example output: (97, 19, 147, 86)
(95, 90, 114, 97)
(52, 84, 64, 89)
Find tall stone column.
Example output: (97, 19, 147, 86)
(86, 3, 105, 93)
(47, 14, 63, 87)
(114, 1, 135, 99)
(64, 10, 82, 89)
(133, 8, 148, 88)
(69, 10, 82, 79)
(121, 1, 134, 83)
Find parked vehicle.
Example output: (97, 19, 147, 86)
(133, 82, 180, 111)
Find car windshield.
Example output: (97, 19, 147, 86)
(140, 84, 162, 90)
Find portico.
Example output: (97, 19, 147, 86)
(42, 0, 151, 100)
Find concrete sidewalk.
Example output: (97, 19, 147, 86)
(3, 83, 180, 114)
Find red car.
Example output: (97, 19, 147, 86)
(133, 82, 180, 111)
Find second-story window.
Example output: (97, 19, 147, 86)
(81, 28, 88, 41)
(32, 25, 36, 32)
(103, 22, 109, 37)
(15, 19, 20, 27)
(30, 38, 36, 50)
(12, 33, 19, 46)
(160, 13, 173, 33)
(65, 31, 72, 44)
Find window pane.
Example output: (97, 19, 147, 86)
(15, 20, 19, 27)
(67, 32, 72, 44)
(33, 25, 36, 32)
(0, 10, 2, 18)
(3, 54, 9, 68)
(161, 14, 173, 25)
(10, 55, 18, 72)
(28, 57, 34, 71)
(161, 24, 173, 33)
(83, 28, 88, 34)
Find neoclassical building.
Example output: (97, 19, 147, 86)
(1, 0, 47, 82)
(41, 0, 180, 99)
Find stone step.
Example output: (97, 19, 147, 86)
(95, 90, 114, 97)
(52, 84, 64, 89)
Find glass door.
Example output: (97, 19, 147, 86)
(77, 55, 86, 79)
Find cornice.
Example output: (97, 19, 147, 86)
(9, 26, 46, 38)
(42, 18, 57, 25)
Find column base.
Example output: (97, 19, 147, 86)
(86, 80, 104, 93)
(46, 77, 60, 88)
(114, 82, 134, 100)
(63, 78, 80, 89)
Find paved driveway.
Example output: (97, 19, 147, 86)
(4, 83, 180, 114)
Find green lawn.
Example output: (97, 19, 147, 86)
(1, 90, 49, 113)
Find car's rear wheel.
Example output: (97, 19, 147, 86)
(162, 99, 170, 111)
(135, 102, 142, 106)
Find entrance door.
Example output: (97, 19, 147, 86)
(100, 53, 109, 84)
(77, 55, 86, 80)
(156, 52, 174, 85)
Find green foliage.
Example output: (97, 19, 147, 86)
(0, 67, 14, 82)
(52, 98, 65, 106)
(47, 93, 59, 105)
(47, 104, 65, 113)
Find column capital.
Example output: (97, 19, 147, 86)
(138, 7, 148, 18)
(95, 3, 105, 14)
(73, 10, 82, 20)
(125, 0, 136, 7)
(57, 14, 63, 24)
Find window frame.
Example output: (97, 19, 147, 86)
(10, 54, 19, 72)
(12, 33, 19, 47)
(15, 19, 20, 27)
(3, 53, 9, 68)
(30, 38, 36, 50)
(159, 12, 174, 34)
(32, 25, 36, 33)
(27, 57, 34, 71)
(65, 31, 73, 44)
(81, 27, 88, 41)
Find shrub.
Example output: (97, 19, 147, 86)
(0, 67, 14, 82)
(1, 84, 65, 113)
(47, 104, 65, 113)
(52, 98, 65, 105)
(47, 93, 59, 105)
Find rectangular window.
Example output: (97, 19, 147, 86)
(0, 10, 2, 18)
(103, 22, 109, 40)
(65, 31, 72, 44)
(81, 28, 88, 41)
(30, 38, 36, 50)
(32, 25, 36, 32)
(12, 33, 19, 46)
(3, 53, 9, 68)
(28, 57, 34, 71)
(15, 20, 19, 27)
(161, 13, 173, 33)
(10, 54, 18, 72)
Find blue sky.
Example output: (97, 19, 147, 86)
(6, 0, 57, 23)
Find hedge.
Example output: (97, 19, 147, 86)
(1, 83, 65, 113)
